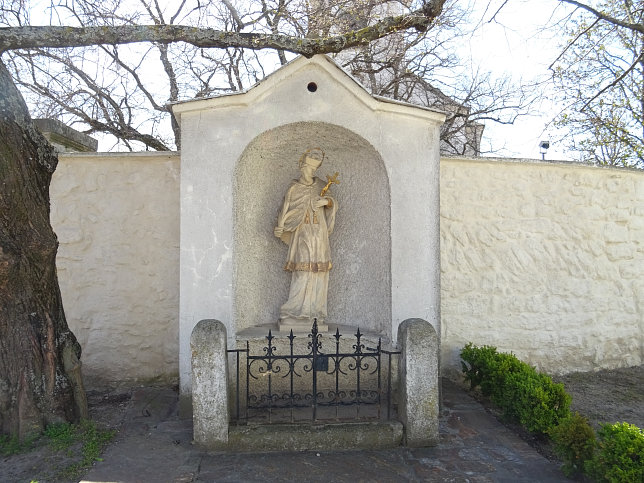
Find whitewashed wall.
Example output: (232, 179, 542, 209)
(172, 55, 443, 396)
(50, 153, 643, 385)
(51, 152, 180, 387)
(441, 157, 644, 376)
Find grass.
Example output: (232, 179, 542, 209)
(50, 420, 116, 479)
(44, 421, 77, 451)
(0, 433, 37, 456)
(1, 420, 116, 481)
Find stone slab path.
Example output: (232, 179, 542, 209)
(81, 380, 566, 482)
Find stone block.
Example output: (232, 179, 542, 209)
(227, 422, 403, 452)
(191, 319, 229, 449)
(34, 118, 98, 152)
(619, 263, 640, 280)
(604, 223, 629, 243)
(397, 318, 439, 447)
(606, 243, 634, 261)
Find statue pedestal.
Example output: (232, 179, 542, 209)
(278, 317, 328, 333)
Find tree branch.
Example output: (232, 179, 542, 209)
(99, 45, 166, 112)
(0, 3, 445, 55)
(221, 0, 245, 30)
(580, 50, 644, 112)
(558, 0, 644, 34)
(548, 18, 600, 70)
(487, 0, 510, 24)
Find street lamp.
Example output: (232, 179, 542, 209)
(539, 140, 550, 160)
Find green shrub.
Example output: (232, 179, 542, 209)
(502, 371, 570, 434)
(486, 352, 527, 400)
(550, 412, 597, 477)
(461, 344, 526, 398)
(460, 343, 499, 394)
(460, 344, 571, 435)
(460, 344, 644, 481)
(585, 422, 644, 482)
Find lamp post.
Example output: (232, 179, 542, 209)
(539, 140, 550, 160)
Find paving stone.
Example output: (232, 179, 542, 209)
(82, 380, 567, 482)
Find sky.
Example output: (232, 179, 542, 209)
(463, 0, 572, 160)
(19, 0, 576, 159)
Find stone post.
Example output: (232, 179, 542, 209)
(191, 319, 229, 449)
(397, 318, 439, 446)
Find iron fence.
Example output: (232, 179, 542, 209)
(227, 320, 400, 424)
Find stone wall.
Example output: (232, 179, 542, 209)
(440, 157, 644, 376)
(50, 153, 643, 385)
(50, 152, 180, 387)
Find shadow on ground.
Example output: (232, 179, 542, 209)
(2, 366, 642, 482)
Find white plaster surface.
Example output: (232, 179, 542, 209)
(440, 157, 644, 376)
(173, 55, 443, 394)
(50, 152, 180, 387)
(49, 153, 644, 385)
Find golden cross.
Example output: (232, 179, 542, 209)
(320, 172, 340, 197)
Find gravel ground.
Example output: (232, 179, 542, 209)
(554, 365, 644, 430)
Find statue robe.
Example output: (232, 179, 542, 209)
(277, 177, 337, 326)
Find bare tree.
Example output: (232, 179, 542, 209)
(2, 0, 448, 150)
(1, 1, 533, 154)
(333, 1, 539, 155)
(0, 0, 447, 439)
(551, 0, 644, 168)
(2, 0, 292, 150)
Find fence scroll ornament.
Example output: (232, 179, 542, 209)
(227, 320, 400, 424)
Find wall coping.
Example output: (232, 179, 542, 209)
(442, 155, 644, 175)
(58, 152, 643, 177)
(59, 151, 180, 162)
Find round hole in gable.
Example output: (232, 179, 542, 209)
(307, 82, 318, 93)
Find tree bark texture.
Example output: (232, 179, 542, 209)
(0, 1, 446, 55)
(0, 60, 87, 440)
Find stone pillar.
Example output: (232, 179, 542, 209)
(397, 318, 439, 446)
(191, 319, 229, 449)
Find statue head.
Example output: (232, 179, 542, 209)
(298, 148, 324, 170)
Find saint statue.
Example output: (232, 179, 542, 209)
(274, 148, 339, 332)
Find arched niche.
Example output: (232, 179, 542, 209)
(233, 121, 391, 336)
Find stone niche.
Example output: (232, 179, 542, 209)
(234, 122, 390, 334)
(172, 55, 444, 397)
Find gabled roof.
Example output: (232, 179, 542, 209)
(170, 54, 445, 123)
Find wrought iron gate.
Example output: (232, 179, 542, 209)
(228, 320, 400, 424)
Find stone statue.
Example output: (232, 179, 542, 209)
(274, 148, 339, 332)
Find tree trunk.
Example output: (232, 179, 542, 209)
(0, 60, 87, 440)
